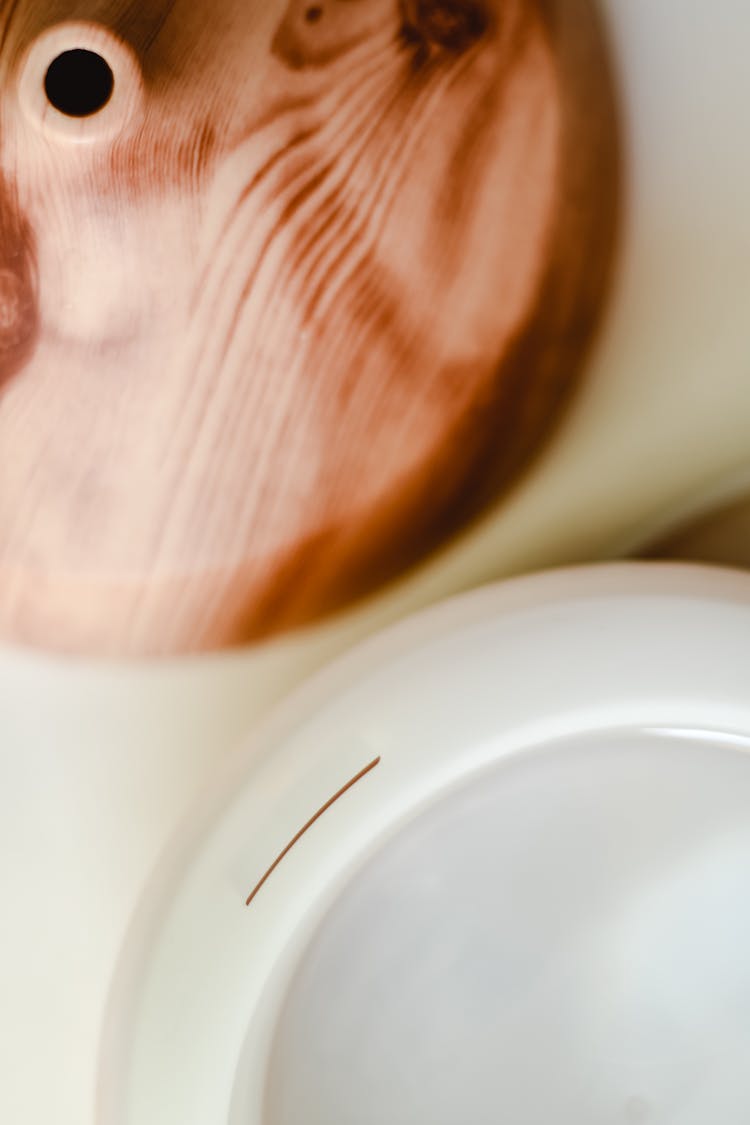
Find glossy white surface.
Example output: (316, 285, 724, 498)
(98, 565, 750, 1124)
(267, 730, 750, 1125)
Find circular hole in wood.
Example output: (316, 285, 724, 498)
(44, 49, 114, 118)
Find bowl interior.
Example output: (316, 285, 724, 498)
(265, 729, 750, 1125)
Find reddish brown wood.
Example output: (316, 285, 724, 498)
(0, 0, 619, 654)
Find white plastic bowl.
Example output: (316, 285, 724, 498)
(99, 564, 750, 1124)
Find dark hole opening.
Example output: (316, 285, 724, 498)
(44, 49, 114, 118)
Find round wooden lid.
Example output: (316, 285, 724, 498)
(0, 0, 618, 653)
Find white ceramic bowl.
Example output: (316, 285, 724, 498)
(99, 563, 750, 1124)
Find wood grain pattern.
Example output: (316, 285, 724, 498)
(0, 0, 619, 654)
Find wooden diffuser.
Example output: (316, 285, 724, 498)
(0, 0, 618, 653)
